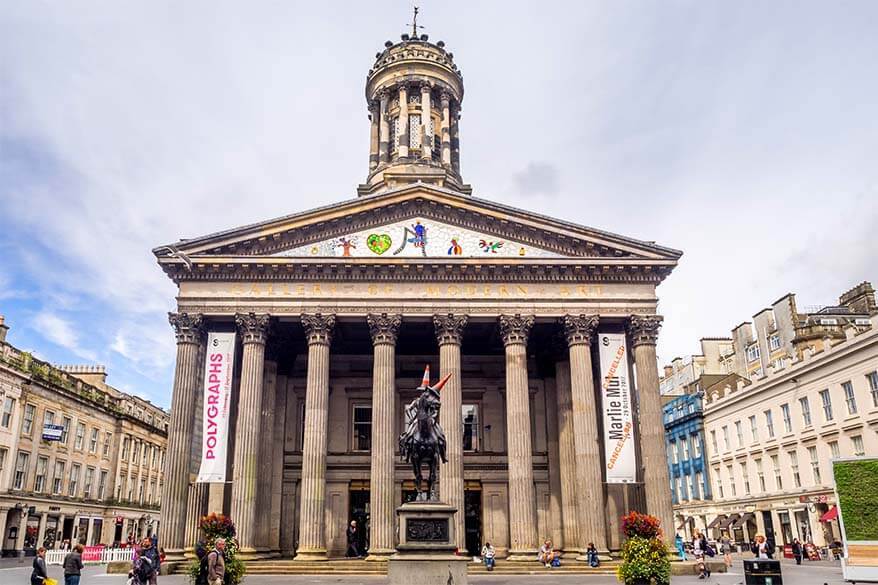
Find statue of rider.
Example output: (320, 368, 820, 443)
(399, 365, 450, 500)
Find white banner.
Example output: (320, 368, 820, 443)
(598, 332, 637, 483)
(196, 332, 236, 483)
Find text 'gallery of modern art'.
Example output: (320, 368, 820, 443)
(155, 24, 682, 563)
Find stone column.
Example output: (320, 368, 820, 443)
(37, 512, 48, 548)
(434, 313, 468, 552)
(440, 92, 452, 166)
(397, 84, 409, 159)
(161, 312, 204, 560)
(295, 313, 336, 561)
(56, 514, 66, 549)
(15, 510, 27, 554)
(451, 104, 461, 174)
(185, 483, 208, 555)
(230, 312, 271, 555)
(628, 315, 675, 545)
(256, 357, 278, 551)
(554, 357, 580, 554)
(366, 313, 402, 560)
(562, 314, 608, 555)
(86, 517, 95, 546)
(368, 100, 380, 170)
(420, 83, 432, 160)
(378, 90, 390, 164)
(498, 314, 538, 560)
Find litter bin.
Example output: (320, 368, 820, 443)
(743, 559, 783, 585)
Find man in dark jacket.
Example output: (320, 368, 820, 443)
(63, 544, 84, 585)
(31, 546, 48, 585)
(140, 537, 162, 584)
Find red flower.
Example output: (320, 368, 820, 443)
(621, 511, 663, 539)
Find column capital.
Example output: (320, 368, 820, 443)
(419, 81, 433, 93)
(433, 313, 468, 346)
(368, 99, 379, 113)
(367, 313, 402, 346)
(439, 91, 451, 106)
(498, 314, 534, 346)
(235, 312, 271, 345)
(168, 312, 204, 345)
(627, 314, 663, 347)
(561, 314, 599, 346)
(397, 83, 409, 95)
(301, 313, 336, 346)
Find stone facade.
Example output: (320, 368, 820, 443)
(153, 25, 682, 561)
(0, 318, 169, 555)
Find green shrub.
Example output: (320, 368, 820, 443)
(617, 512, 670, 585)
(834, 459, 878, 541)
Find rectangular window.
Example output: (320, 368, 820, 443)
(52, 460, 65, 495)
(735, 420, 744, 447)
(722, 426, 730, 450)
(462, 404, 480, 451)
(829, 440, 840, 459)
(749, 415, 758, 442)
(13, 451, 30, 490)
(852, 435, 865, 457)
(781, 404, 792, 433)
(351, 405, 372, 451)
(34, 456, 48, 493)
(139, 479, 145, 504)
(60, 416, 71, 444)
(103, 433, 112, 457)
(842, 381, 857, 415)
(121, 437, 130, 460)
(83, 466, 95, 499)
(89, 428, 99, 453)
(682, 437, 690, 460)
(756, 459, 766, 492)
(42, 410, 56, 432)
(0, 448, 6, 474)
(741, 462, 751, 495)
(98, 470, 108, 500)
(771, 454, 783, 490)
(820, 389, 834, 421)
(715, 468, 724, 498)
(74, 422, 85, 450)
(808, 446, 821, 484)
(132, 441, 139, 463)
(68, 463, 81, 497)
(1, 397, 15, 428)
(408, 114, 421, 148)
(693, 434, 702, 457)
(800, 397, 812, 427)
(695, 472, 703, 499)
(769, 334, 782, 351)
(151, 446, 158, 466)
(670, 441, 678, 464)
(789, 450, 801, 488)
(868, 371, 878, 407)
(764, 410, 775, 438)
(710, 430, 718, 453)
(727, 464, 737, 496)
(22, 403, 36, 435)
(746, 344, 761, 363)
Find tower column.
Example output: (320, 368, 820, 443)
(397, 84, 409, 159)
(368, 100, 380, 170)
(366, 313, 402, 560)
(230, 312, 271, 555)
(161, 312, 204, 560)
(434, 313, 468, 552)
(499, 314, 538, 561)
(295, 313, 336, 561)
(440, 92, 452, 166)
(451, 104, 461, 174)
(378, 90, 390, 164)
(562, 315, 608, 555)
(420, 83, 432, 160)
(628, 315, 675, 545)
(554, 357, 580, 554)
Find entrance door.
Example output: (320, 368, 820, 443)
(464, 483, 482, 557)
(349, 481, 370, 555)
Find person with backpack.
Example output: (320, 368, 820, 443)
(130, 545, 155, 585)
(692, 530, 712, 580)
(139, 537, 161, 584)
(207, 539, 226, 585)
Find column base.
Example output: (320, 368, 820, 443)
(163, 548, 187, 562)
(293, 549, 329, 561)
(236, 547, 273, 561)
(365, 549, 394, 561)
(506, 550, 539, 562)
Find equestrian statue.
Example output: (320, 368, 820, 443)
(399, 365, 450, 501)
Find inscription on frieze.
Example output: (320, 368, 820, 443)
(406, 518, 449, 542)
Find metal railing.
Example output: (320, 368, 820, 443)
(45, 547, 135, 566)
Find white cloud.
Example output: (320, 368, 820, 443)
(32, 311, 97, 362)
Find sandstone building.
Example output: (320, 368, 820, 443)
(0, 317, 169, 555)
(155, 25, 681, 561)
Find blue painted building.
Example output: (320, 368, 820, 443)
(663, 393, 711, 508)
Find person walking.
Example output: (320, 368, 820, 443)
(792, 538, 803, 565)
(692, 530, 711, 580)
(345, 520, 361, 558)
(140, 537, 161, 584)
(751, 533, 773, 559)
(586, 542, 600, 568)
(63, 543, 84, 585)
(721, 533, 733, 567)
(31, 547, 48, 585)
(481, 542, 496, 571)
(207, 538, 226, 585)
(675, 533, 687, 561)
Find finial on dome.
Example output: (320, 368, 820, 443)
(408, 5, 424, 39)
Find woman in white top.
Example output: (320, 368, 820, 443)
(751, 533, 771, 559)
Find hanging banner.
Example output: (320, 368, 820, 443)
(196, 332, 236, 483)
(598, 332, 637, 483)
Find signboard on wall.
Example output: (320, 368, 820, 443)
(42, 423, 64, 442)
(196, 332, 236, 483)
(598, 333, 637, 483)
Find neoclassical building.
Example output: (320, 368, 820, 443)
(155, 26, 681, 562)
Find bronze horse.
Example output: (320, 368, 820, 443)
(399, 365, 450, 501)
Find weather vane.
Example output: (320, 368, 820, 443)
(408, 5, 424, 38)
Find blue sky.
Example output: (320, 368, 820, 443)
(1, 1, 877, 408)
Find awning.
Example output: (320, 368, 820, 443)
(731, 512, 754, 529)
(707, 514, 727, 529)
(719, 513, 739, 529)
(820, 506, 838, 522)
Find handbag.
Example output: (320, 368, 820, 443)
(45, 579, 59, 585)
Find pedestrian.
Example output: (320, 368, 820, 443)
(207, 538, 226, 585)
(721, 533, 732, 567)
(130, 545, 154, 585)
(63, 543, 84, 585)
(792, 538, 802, 565)
(537, 539, 559, 567)
(586, 542, 599, 568)
(751, 533, 773, 559)
(481, 542, 496, 571)
(31, 546, 48, 585)
(675, 533, 686, 561)
(692, 530, 711, 580)
(345, 520, 361, 558)
(138, 537, 161, 584)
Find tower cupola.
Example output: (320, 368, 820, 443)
(358, 10, 471, 196)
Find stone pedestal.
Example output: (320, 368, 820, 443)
(388, 502, 468, 585)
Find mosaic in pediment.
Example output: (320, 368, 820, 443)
(272, 217, 564, 258)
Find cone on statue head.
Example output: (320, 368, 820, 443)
(432, 372, 452, 392)
(420, 364, 431, 388)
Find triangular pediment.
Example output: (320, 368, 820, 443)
(155, 184, 681, 263)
